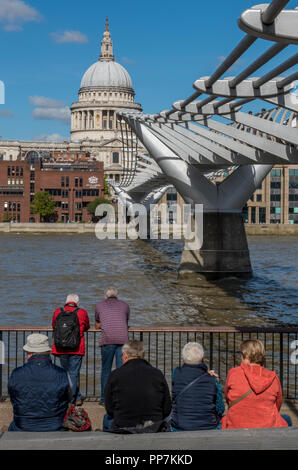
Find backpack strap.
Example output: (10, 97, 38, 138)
(60, 306, 79, 315)
(228, 389, 252, 409)
(173, 373, 208, 404)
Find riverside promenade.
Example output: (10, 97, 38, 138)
(0, 390, 297, 450)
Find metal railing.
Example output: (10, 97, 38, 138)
(0, 326, 297, 400)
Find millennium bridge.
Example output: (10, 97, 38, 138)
(108, 0, 298, 281)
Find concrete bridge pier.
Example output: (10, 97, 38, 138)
(179, 211, 252, 280)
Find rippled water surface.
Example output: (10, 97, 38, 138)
(0, 234, 297, 327)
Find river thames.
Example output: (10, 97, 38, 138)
(0, 233, 297, 327)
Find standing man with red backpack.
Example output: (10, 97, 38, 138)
(52, 294, 90, 406)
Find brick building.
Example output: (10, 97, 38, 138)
(0, 151, 104, 223)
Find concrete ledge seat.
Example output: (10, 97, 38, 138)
(0, 427, 297, 450)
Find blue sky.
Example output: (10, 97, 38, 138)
(0, 0, 297, 141)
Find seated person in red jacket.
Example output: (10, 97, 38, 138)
(222, 339, 292, 429)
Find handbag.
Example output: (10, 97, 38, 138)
(63, 405, 92, 432)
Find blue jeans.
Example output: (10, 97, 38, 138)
(103, 413, 114, 432)
(59, 354, 83, 403)
(281, 414, 292, 427)
(101, 344, 123, 401)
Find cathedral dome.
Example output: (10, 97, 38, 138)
(80, 60, 133, 90)
(80, 17, 133, 92)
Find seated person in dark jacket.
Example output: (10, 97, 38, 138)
(8, 334, 71, 432)
(103, 340, 172, 433)
(171, 342, 224, 431)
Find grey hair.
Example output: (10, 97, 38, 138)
(105, 286, 118, 298)
(66, 294, 79, 305)
(122, 340, 145, 359)
(182, 342, 204, 365)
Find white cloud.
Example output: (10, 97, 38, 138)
(0, 0, 42, 31)
(51, 30, 88, 44)
(33, 133, 68, 142)
(30, 95, 70, 124)
(32, 106, 71, 124)
(0, 110, 13, 117)
(122, 57, 134, 64)
(29, 96, 65, 108)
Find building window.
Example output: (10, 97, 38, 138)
(251, 207, 256, 224)
(259, 207, 266, 223)
(256, 194, 262, 202)
(109, 111, 114, 129)
(66, 176, 69, 187)
(61, 177, 65, 187)
(113, 152, 119, 164)
(75, 177, 79, 187)
(103, 111, 107, 129)
(79, 177, 83, 187)
(271, 169, 281, 177)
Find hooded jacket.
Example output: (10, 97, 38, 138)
(221, 363, 288, 429)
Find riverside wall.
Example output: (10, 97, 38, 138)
(0, 223, 297, 235)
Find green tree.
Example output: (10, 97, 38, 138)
(30, 191, 56, 222)
(87, 196, 112, 222)
(104, 175, 110, 196)
(1, 213, 12, 222)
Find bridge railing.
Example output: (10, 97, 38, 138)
(0, 326, 297, 400)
